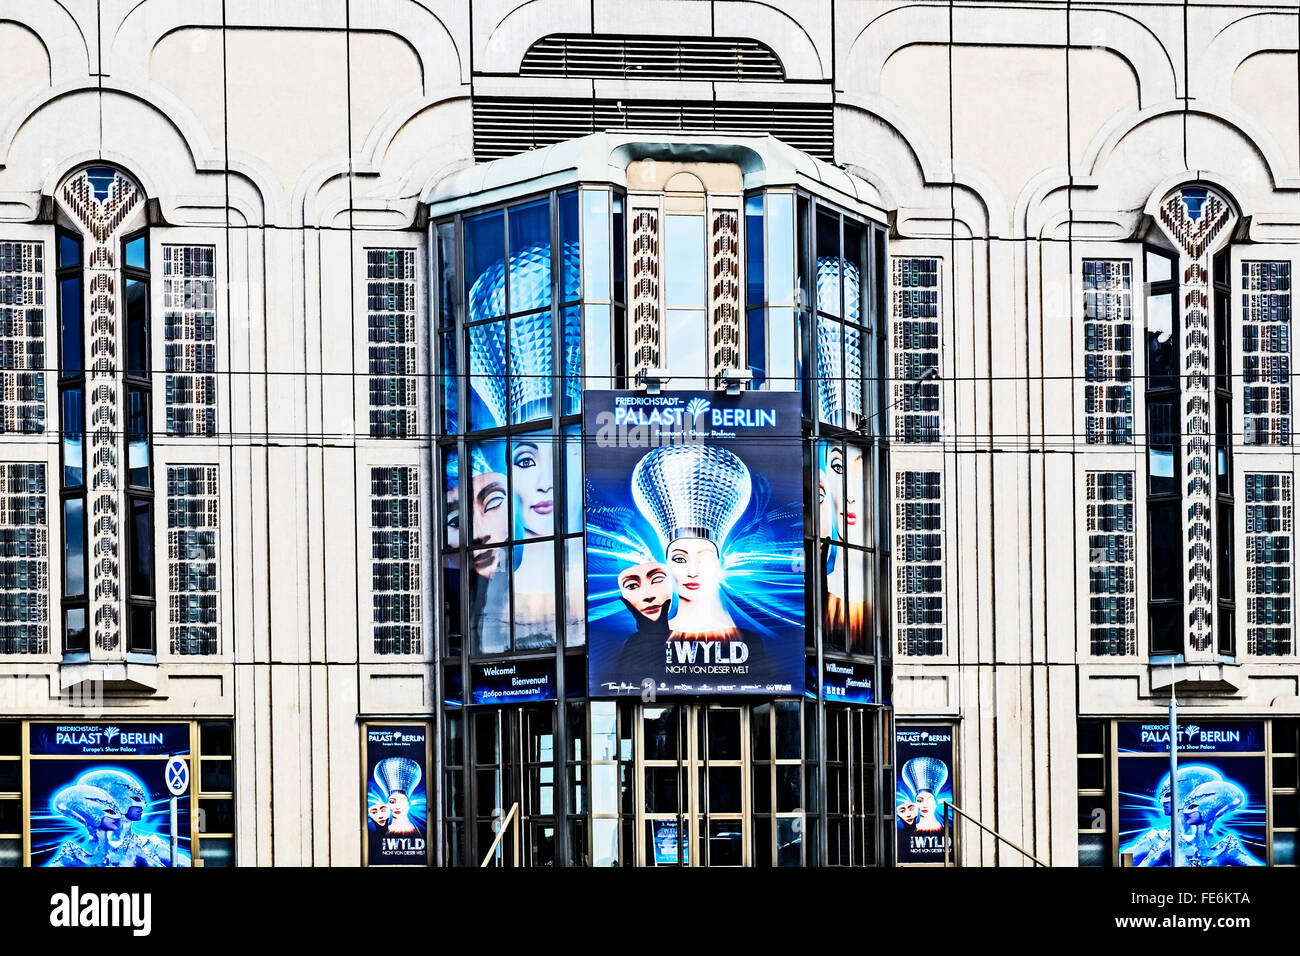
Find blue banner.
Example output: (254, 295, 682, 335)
(584, 390, 805, 697)
(29, 722, 190, 757)
(1116, 720, 1265, 754)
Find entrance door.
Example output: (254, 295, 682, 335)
(471, 704, 557, 866)
(637, 703, 749, 866)
(824, 704, 880, 865)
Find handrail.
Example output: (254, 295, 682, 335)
(479, 802, 522, 868)
(943, 801, 1048, 867)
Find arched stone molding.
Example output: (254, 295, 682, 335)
(305, 92, 473, 229)
(710, 2, 827, 80)
(1197, 9, 1297, 104)
(1025, 103, 1300, 241)
(0, 84, 270, 226)
(0, 2, 92, 81)
(834, 99, 991, 239)
(108, 0, 467, 87)
(474, 0, 590, 75)
(475, 0, 826, 81)
(840, 2, 1176, 106)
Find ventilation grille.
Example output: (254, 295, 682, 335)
(520, 34, 785, 82)
(473, 98, 833, 162)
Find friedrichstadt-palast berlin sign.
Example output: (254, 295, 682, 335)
(584, 390, 805, 697)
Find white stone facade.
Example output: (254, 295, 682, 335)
(0, 0, 1296, 865)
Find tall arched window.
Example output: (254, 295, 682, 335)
(55, 166, 153, 656)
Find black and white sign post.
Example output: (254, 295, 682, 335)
(165, 755, 190, 867)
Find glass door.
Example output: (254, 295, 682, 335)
(472, 704, 557, 866)
(637, 703, 750, 866)
(824, 704, 880, 866)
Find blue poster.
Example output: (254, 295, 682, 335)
(652, 820, 687, 865)
(28, 723, 192, 867)
(365, 724, 429, 866)
(584, 390, 805, 697)
(895, 724, 955, 864)
(1117, 723, 1267, 867)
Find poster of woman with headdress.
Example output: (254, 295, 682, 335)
(895, 725, 956, 864)
(584, 391, 805, 696)
(363, 724, 430, 866)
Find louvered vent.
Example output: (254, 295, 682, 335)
(520, 34, 785, 82)
(473, 98, 833, 162)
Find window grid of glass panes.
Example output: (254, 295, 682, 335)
(1076, 720, 1110, 866)
(1144, 246, 1183, 656)
(0, 722, 18, 866)
(367, 249, 418, 439)
(442, 190, 601, 657)
(1241, 261, 1291, 446)
(820, 439, 876, 655)
(0, 463, 47, 654)
(1082, 259, 1133, 445)
(162, 245, 216, 437)
(371, 465, 421, 655)
(441, 709, 465, 865)
(1245, 473, 1292, 656)
(742, 191, 797, 392)
(752, 700, 807, 866)
(0, 241, 45, 434)
(894, 471, 943, 656)
(122, 230, 155, 655)
(890, 257, 940, 443)
(166, 465, 218, 655)
(197, 721, 236, 866)
(1086, 471, 1136, 655)
(812, 208, 868, 432)
(1274, 719, 1299, 866)
(584, 701, 635, 867)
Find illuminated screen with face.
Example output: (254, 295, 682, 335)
(584, 391, 805, 697)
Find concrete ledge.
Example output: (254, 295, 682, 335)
(57, 660, 163, 696)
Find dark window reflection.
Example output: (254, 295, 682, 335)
(129, 497, 154, 597)
(1146, 292, 1176, 391)
(59, 277, 82, 374)
(1148, 501, 1180, 602)
(62, 499, 84, 597)
(125, 278, 148, 377)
